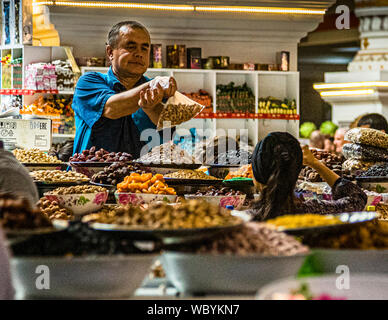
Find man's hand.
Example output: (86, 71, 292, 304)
(139, 83, 164, 111)
(302, 145, 319, 168)
(149, 76, 177, 99)
(163, 77, 177, 99)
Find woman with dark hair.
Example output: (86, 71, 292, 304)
(250, 132, 367, 221)
(357, 113, 388, 132)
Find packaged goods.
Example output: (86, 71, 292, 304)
(186, 48, 201, 69)
(216, 82, 255, 113)
(70, 147, 132, 163)
(10, 220, 146, 256)
(258, 97, 297, 115)
(180, 222, 309, 256)
(157, 92, 203, 130)
(360, 163, 388, 177)
(193, 186, 243, 196)
(0, 193, 51, 229)
(166, 45, 186, 69)
(342, 159, 375, 174)
(342, 143, 388, 162)
(302, 220, 388, 249)
(83, 200, 241, 229)
(164, 170, 220, 180)
(46, 185, 107, 195)
(266, 214, 343, 229)
(225, 164, 253, 179)
(91, 162, 146, 185)
(52, 60, 76, 91)
(30, 170, 89, 183)
(117, 173, 176, 195)
(38, 196, 73, 220)
(137, 141, 197, 165)
(345, 127, 388, 149)
(13, 148, 62, 163)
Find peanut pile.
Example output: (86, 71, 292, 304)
(13, 148, 62, 164)
(31, 170, 89, 183)
(47, 185, 107, 195)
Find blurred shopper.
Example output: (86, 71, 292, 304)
(309, 130, 325, 150)
(357, 113, 388, 132)
(0, 227, 14, 299)
(333, 128, 349, 154)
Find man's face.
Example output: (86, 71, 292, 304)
(334, 130, 346, 153)
(108, 26, 150, 76)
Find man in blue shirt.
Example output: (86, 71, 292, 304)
(72, 21, 177, 158)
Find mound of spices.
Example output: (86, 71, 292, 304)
(0, 193, 51, 229)
(70, 146, 132, 163)
(181, 222, 309, 256)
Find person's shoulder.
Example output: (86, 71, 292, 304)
(77, 71, 109, 86)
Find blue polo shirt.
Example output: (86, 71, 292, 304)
(72, 67, 167, 158)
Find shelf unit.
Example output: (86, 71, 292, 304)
(81, 67, 300, 145)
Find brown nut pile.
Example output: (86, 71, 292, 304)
(83, 200, 241, 229)
(302, 220, 388, 249)
(37, 196, 73, 220)
(13, 148, 62, 163)
(31, 170, 89, 183)
(345, 127, 388, 149)
(299, 149, 343, 182)
(0, 193, 51, 229)
(165, 170, 220, 180)
(138, 141, 197, 165)
(180, 222, 309, 256)
(47, 185, 107, 195)
(157, 103, 202, 129)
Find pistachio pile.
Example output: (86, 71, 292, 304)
(157, 103, 202, 129)
(31, 170, 89, 183)
(47, 185, 107, 195)
(83, 200, 241, 229)
(13, 148, 62, 164)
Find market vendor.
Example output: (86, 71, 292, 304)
(249, 132, 367, 220)
(72, 21, 177, 158)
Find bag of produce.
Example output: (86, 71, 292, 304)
(345, 127, 388, 149)
(342, 143, 388, 161)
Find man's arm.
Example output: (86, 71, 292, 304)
(103, 82, 149, 119)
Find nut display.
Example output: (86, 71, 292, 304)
(30, 170, 89, 183)
(165, 170, 220, 180)
(376, 203, 388, 220)
(360, 163, 388, 177)
(13, 148, 62, 164)
(0, 193, 51, 229)
(137, 141, 197, 165)
(345, 127, 388, 149)
(178, 222, 309, 256)
(47, 185, 107, 195)
(214, 150, 252, 165)
(299, 149, 343, 182)
(302, 220, 388, 249)
(91, 162, 147, 185)
(342, 143, 388, 162)
(157, 103, 203, 129)
(117, 173, 176, 195)
(342, 159, 375, 174)
(70, 146, 133, 163)
(37, 196, 73, 220)
(225, 164, 253, 179)
(266, 214, 344, 229)
(194, 186, 244, 196)
(83, 200, 242, 229)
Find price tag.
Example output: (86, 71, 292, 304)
(0, 118, 52, 151)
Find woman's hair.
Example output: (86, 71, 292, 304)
(251, 132, 303, 221)
(357, 113, 388, 132)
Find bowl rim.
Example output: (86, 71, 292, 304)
(43, 191, 109, 197)
(184, 194, 246, 199)
(114, 191, 177, 197)
(162, 251, 310, 260)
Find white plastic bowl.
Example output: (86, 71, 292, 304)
(114, 192, 178, 206)
(184, 194, 246, 209)
(11, 254, 156, 299)
(44, 191, 108, 215)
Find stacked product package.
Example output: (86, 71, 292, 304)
(52, 60, 76, 91)
(25, 63, 57, 90)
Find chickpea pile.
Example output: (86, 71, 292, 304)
(83, 200, 241, 229)
(47, 185, 107, 195)
(117, 173, 176, 195)
(38, 197, 73, 220)
(13, 148, 62, 163)
(31, 170, 89, 183)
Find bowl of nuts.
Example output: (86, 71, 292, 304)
(114, 192, 178, 206)
(184, 187, 246, 209)
(44, 185, 109, 216)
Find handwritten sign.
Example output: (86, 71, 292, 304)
(0, 118, 51, 151)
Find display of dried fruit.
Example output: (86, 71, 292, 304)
(20, 95, 74, 117)
(46, 185, 107, 195)
(193, 186, 244, 196)
(157, 103, 203, 129)
(91, 162, 147, 185)
(183, 90, 212, 112)
(37, 196, 73, 220)
(70, 147, 133, 163)
(225, 164, 253, 179)
(13, 148, 62, 164)
(117, 173, 176, 195)
(30, 170, 89, 183)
